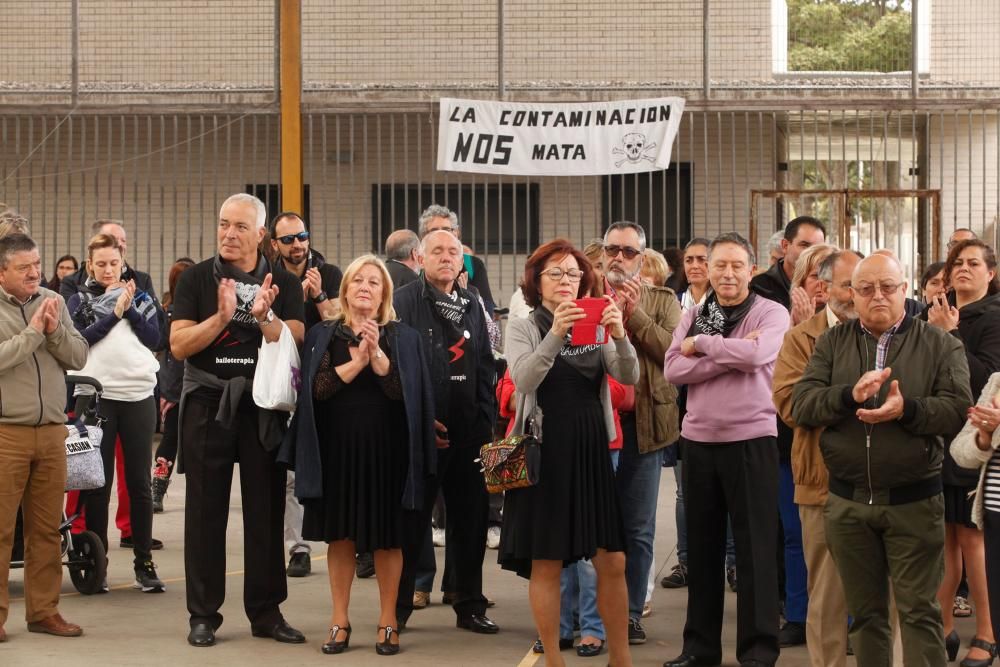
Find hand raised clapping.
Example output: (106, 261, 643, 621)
(113, 280, 136, 319)
(251, 273, 280, 320)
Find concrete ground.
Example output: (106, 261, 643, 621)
(4, 465, 981, 666)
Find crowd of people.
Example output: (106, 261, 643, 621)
(2, 196, 1000, 667)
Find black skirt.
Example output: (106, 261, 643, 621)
(301, 337, 409, 552)
(498, 355, 625, 579)
(944, 483, 978, 529)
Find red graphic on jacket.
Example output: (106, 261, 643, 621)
(449, 337, 467, 363)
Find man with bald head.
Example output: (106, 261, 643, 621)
(792, 253, 972, 666)
(384, 229, 420, 289)
(392, 229, 498, 635)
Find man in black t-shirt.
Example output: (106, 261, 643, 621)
(418, 204, 495, 315)
(170, 193, 305, 648)
(267, 211, 342, 578)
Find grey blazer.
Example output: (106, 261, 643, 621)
(504, 316, 639, 441)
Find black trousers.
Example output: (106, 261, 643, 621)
(984, 511, 1000, 651)
(181, 397, 287, 631)
(82, 396, 156, 567)
(397, 442, 489, 623)
(154, 402, 179, 470)
(681, 437, 780, 666)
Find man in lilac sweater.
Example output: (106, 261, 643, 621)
(663, 233, 790, 667)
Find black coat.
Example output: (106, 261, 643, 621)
(393, 277, 496, 446)
(386, 259, 418, 290)
(278, 319, 436, 510)
(750, 259, 792, 309)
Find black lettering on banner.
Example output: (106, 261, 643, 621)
(456, 133, 514, 165)
(553, 112, 567, 127)
(532, 144, 587, 160)
(453, 132, 475, 162)
(513, 111, 525, 126)
(569, 111, 584, 127)
(499, 110, 511, 125)
(596, 110, 607, 125)
(449, 106, 476, 123)
(527, 111, 538, 126)
(473, 135, 493, 164)
(624, 108, 635, 124)
(609, 109, 623, 125)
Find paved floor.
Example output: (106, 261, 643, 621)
(4, 465, 981, 666)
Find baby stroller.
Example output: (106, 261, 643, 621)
(8, 375, 108, 595)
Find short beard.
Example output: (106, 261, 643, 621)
(281, 250, 307, 266)
(606, 264, 640, 287)
(827, 295, 857, 322)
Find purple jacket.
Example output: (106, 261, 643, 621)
(664, 295, 789, 443)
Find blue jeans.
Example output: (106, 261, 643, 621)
(675, 461, 735, 568)
(778, 461, 808, 623)
(560, 560, 605, 640)
(616, 415, 663, 619)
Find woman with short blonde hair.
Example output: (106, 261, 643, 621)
(789, 243, 837, 326)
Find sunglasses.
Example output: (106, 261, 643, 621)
(276, 231, 310, 245)
(604, 244, 642, 260)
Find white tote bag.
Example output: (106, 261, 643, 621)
(252, 321, 301, 412)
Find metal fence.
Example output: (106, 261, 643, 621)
(3, 109, 998, 302)
(3, 1, 1000, 97)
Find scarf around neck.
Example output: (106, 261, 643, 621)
(76, 278, 158, 329)
(212, 253, 271, 341)
(532, 306, 603, 382)
(425, 278, 472, 336)
(688, 290, 756, 338)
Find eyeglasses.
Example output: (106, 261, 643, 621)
(276, 231, 310, 245)
(540, 268, 583, 282)
(604, 245, 642, 260)
(851, 282, 903, 298)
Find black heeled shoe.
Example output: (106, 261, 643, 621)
(947, 630, 961, 662)
(322, 625, 352, 654)
(961, 638, 998, 667)
(376, 625, 400, 656)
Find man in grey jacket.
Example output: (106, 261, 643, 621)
(0, 233, 89, 642)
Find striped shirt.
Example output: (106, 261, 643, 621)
(984, 448, 1000, 514)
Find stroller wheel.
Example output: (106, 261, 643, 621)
(67, 530, 107, 595)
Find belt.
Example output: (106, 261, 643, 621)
(829, 475, 942, 506)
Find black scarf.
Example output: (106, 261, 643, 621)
(532, 306, 603, 382)
(688, 290, 756, 338)
(212, 253, 271, 342)
(426, 278, 472, 338)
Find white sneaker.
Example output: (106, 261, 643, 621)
(486, 525, 501, 549)
(432, 528, 446, 547)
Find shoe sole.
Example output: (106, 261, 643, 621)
(133, 582, 166, 593)
(628, 636, 646, 645)
(27, 626, 83, 637)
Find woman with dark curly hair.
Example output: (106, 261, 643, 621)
(925, 239, 1000, 665)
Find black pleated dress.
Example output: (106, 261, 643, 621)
(498, 354, 626, 579)
(302, 336, 409, 552)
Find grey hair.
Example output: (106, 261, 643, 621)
(603, 221, 647, 251)
(0, 210, 31, 239)
(90, 218, 125, 235)
(767, 230, 785, 254)
(385, 229, 420, 261)
(420, 228, 462, 256)
(0, 233, 37, 269)
(709, 232, 756, 265)
(220, 193, 267, 229)
(418, 204, 459, 237)
(817, 249, 865, 283)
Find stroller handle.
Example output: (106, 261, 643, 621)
(65, 374, 104, 394)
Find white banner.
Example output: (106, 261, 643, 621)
(436, 97, 685, 177)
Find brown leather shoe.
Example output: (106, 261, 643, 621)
(27, 613, 83, 637)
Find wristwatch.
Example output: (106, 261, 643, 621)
(256, 309, 275, 326)
(312, 291, 328, 304)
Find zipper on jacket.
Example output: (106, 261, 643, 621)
(865, 433, 874, 504)
(20, 303, 44, 426)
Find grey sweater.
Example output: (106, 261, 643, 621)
(504, 316, 639, 441)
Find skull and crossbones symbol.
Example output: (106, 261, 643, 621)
(613, 133, 657, 167)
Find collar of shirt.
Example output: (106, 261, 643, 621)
(825, 305, 840, 329)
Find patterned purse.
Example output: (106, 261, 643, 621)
(478, 419, 541, 494)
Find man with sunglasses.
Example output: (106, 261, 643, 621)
(268, 211, 342, 579)
(269, 212, 343, 333)
(793, 253, 972, 666)
(602, 220, 682, 645)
